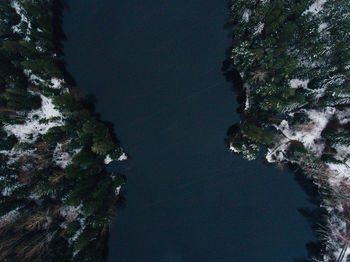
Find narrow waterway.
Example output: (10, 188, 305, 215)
(63, 1, 316, 261)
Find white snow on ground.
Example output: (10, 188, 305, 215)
(0, 209, 19, 227)
(70, 216, 86, 244)
(266, 107, 335, 162)
(0, 147, 36, 165)
(24, 69, 45, 86)
(318, 22, 328, 33)
(3, 94, 64, 143)
(253, 22, 264, 36)
(229, 142, 259, 161)
(304, 108, 334, 149)
(229, 142, 240, 153)
(303, 0, 327, 15)
(323, 215, 349, 261)
(242, 9, 251, 22)
(25, 71, 65, 90)
(2, 183, 21, 197)
(290, 79, 309, 89)
(337, 108, 350, 124)
(10, 0, 31, 41)
(60, 204, 82, 225)
(53, 144, 81, 169)
(59, 205, 87, 247)
(244, 83, 250, 111)
(115, 186, 121, 196)
(36, 46, 44, 52)
(335, 145, 350, 163)
(104, 154, 113, 164)
(29, 74, 45, 85)
(286, 108, 332, 150)
(327, 163, 350, 187)
(265, 105, 350, 262)
(50, 78, 64, 89)
(118, 152, 128, 161)
(341, 249, 350, 262)
(104, 152, 127, 164)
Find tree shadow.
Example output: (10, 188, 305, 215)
(54, 0, 125, 150)
(221, 1, 246, 143)
(53, 0, 77, 86)
(291, 164, 324, 261)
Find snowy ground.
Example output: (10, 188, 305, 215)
(3, 94, 64, 144)
(264, 105, 350, 262)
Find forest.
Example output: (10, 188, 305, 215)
(0, 1, 126, 261)
(226, 0, 350, 261)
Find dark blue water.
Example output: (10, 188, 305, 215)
(63, 1, 316, 261)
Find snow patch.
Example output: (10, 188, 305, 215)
(242, 9, 251, 23)
(60, 204, 82, 224)
(3, 95, 64, 143)
(229, 143, 240, 153)
(50, 78, 64, 89)
(267, 107, 335, 162)
(115, 186, 121, 196)
(253, 22, 264, 36)
(10, 0, 31, 41)
(0, 209, 19, 227)
(244, 83, 250, 111)
(2, 183, 21, 197)
(70, 216, 86, 244)
(327, 163, 350, 187)
(303, 0, 327, 15)
(118, 152, 128, 161)
(53, 144, 81, 169)
(336, 108, 350, 125)
(318, 22, 328, 33)
(290, 79, 309, 89)
(104, 154, 113, 165)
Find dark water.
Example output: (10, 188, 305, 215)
(63, 1, 316, 261)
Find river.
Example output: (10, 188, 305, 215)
(63, 1, 316, 261)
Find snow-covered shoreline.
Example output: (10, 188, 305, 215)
(229, 0, 350, 260)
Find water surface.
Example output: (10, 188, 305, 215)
(63, 1, 316, 261)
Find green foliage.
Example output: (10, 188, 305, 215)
(1, 40, 39, 59)
(45, 231, 72, 262)
(73, 226, 99, 252)
(21, 58, 62, 78)
(0, 130, 17, 150)
(241, 122, 273, 145)
(286, 141, 307, 161)
(81, 119, 117, 155)
(53, 93, 83, 113)
(322, 129, 350, 148)
(110, 147, 123, 160)
(2, 88, 41, 111)
(288, 112, 310, 126)
(231, 138, 260, 161)
(64, 221, 81, 239)
(0, 2, 20, 38)
(71, 149, 104, 172)
(42, 126, 65, 147)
